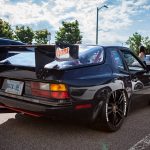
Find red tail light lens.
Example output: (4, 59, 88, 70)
(51, 91, 69, 99)
(31, 89, 51, 98)
(75, 104, 92, 110)
(31, 82, 69, 99)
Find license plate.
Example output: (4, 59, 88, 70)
(5, 79, 24, 95)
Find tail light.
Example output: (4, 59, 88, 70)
(31, 82, 69, 99)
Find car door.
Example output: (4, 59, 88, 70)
(120, 49, 150, 96)
(108, 47, 132, 98)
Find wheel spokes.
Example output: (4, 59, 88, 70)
(112, 113, 117, 126)
(108, 109, 113, 115)
(116, 109, 124, 119)
(107, 91, 125, 127)
(112, 91, 117, 103)
(116, 93, 124, 105)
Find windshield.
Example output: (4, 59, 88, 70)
(0, 46, 104, 69)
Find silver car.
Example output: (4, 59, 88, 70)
(145, 55, 150, 65)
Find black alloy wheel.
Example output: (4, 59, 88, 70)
(93, 90, 128, 132)
(105, 90, 127, 131)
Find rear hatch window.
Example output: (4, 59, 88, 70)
(0, 46, 104, 69)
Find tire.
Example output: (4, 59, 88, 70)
(92, 90, 128, 132)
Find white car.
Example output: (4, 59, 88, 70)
(145, 55, 150, 65)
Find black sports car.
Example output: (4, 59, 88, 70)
(0, 43, 150, 131)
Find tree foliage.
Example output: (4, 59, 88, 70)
(34, 29, 50, 44)
(143, 36, 150, 54)
(14, 26, 34, 44)
(55, 20, 82, 44)
(126, 32, 150, 54)
(126, 32, 143, 54)
(0, 18, 13, 39)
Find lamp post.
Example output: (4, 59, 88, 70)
(47, 32, 51, 44)
(96, 5, 108, 45)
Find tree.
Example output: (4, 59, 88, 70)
(0, 18, 13, 39)
(55, 20, 82, 44)
(126, 32, 143, 54)
(126, 32, 150, 54)
(14, 26, 34, 44)
(34, 29, 50, 44)
(143, 36, 150, 54)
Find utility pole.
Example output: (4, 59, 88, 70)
(96, 5, 108, 45)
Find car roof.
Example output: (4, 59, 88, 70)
(78, 45, 130, 51)
(102, 45, 128, 49)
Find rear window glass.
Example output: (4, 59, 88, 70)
(45, 47, 104, 68)
(0, 46, 104, 69)
(79, 47, 104, 64)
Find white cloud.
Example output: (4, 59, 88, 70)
(137, 29, 150, 37)
(0, 0, 149, 45)
(143, 5, 150, 10)
(100, 31, 128, 45)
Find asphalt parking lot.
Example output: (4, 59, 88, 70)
(0, 98, 150, 150)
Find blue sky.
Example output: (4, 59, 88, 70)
(0, 0, 150, 45)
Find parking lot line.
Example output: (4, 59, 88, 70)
(129, 134, 150, 150)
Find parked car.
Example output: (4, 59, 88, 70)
(145, 55, 150, 65)
(0, 38, 25, 45)
(0, 38, 33, 61)
(0, 44, 149, 131)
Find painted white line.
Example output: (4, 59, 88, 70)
(128, 134, 150, 150)
(0, 113, 16, 125)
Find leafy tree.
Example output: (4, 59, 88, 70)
(14, 26, 34, 44)
(34, 29, 50, 44)
(126, 32, 143, 54)
(143, 36, 150, 54)
(55, 20, 82, 44)
(126, 32, 150, 54)
(0, 18, 13, 39)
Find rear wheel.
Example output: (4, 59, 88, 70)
(93, 90, 127, 132)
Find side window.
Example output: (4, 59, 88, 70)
(111, 50, 125, 70)
(122, 51, 144, 71)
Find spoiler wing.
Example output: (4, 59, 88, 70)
(0, 43, 79, 78)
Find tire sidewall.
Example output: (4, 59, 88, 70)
(101, 90, 127, 132)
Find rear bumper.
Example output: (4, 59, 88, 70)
(0, 95, 95, 121)
(0, 105, 13, 113)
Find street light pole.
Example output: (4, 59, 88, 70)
(96, 7, 99, 45)
(96, 5, 108, 45)
(47, 32, 51, 44)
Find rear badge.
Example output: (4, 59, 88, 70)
(56, 47, 70, 59)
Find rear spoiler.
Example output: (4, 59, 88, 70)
(0, 43, 79, 77)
